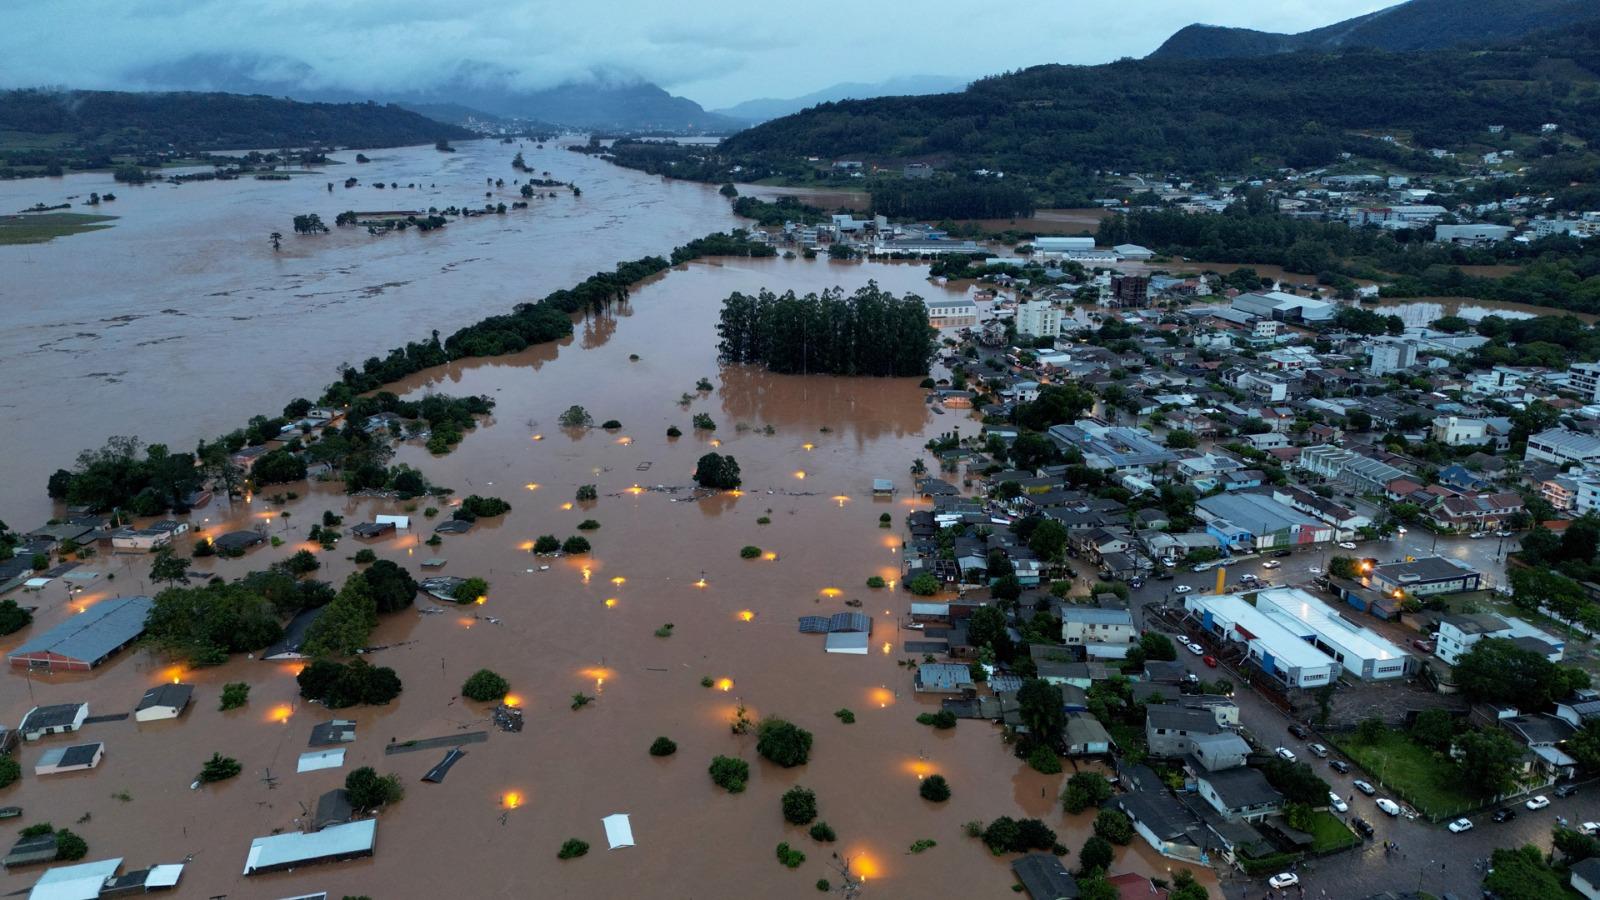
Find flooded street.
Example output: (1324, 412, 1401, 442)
(0, 138, 740, 523)
(1, 254, 1214, 898)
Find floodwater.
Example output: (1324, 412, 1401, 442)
(0, 254, 1216, 897)
(0, 138, 740, 524)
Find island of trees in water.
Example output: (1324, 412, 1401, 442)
(717, 282, 936, 377)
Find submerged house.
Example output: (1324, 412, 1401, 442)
(243, 819, 376, 875)
(8, 595, 154, 671)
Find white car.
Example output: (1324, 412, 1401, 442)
(1337, 541, 1358, 550)
(1187, 641, 1205, 656)
(1470, 532, 1486, 540)
(1268, 873, 1299, 890)
(1275, 746, 1297, 762)
(1329, 792, 1348, 813)
(1448, 818, 1473, 833)
(1309, 566, 1322, 575)
(1174, 585, 1193, 594)
(1579, 822, 1600, 836)
(1262, 560, 1282, 569)
(1353, 780, 1376, 796)
(1376, 798, 1401, 816)
(1527, 795, 1551, 810)
(1396, 526, 1407, 534)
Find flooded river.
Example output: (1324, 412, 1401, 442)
(0, 138, 739, 524)
(0, 252, 1214, 898)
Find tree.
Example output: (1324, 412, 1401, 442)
(558, 838, 590, 859)
(1093, 809, 1134, 845)
(719, 182, 738, 198)
(649, 736, 677, 757)
(920, 774, 951, 802)
(1568, 719, 1600, 770)
(1078, 835, 1114, 875)
(269, 231, 282, 251)
(1017, 678, 1066, 744)
(709, 755, 750, 792)
(462, 669, 510, 702)
(1027, 518, 1069, 561)
(1061, 772, 1112, 813)
(0, 599, 33, 636)
(1165, 430, 1198, 449)
(301, 573, 379, 657)
(283, 549, 321, 575)
(53, 830, 87, 861)
(693, 453, 742, 489)
(145, 581, 283, 665)
(1484, 845, 1564, 900)
(1454, 728, 1522, 796)
(199, 753, 242, 783)
(149, 548, 192, 587)
(0, 756, 19, 789)
(1454, 638, 1564, 707)
(1170, 870, 1209, 900)
(558, 405, 593, 427)
(1137, 632, 1177, 662)
(966, 605, 1014, 661)
(345, 766, 404, 810)
(1261, 759, 1331, 807)
(361, 559, 417, 614)
(1329, 555, 1361, 579)
(1355, 717, 1386, 745)
(781, 786, 818, 824)
(981, 817, 1022, 855)
(909, 573, 940, 596)
(561, 536, 591, 554)
(1409, 708, 1455, 752)
(1509, 567, 1586, 620)
(756, 718, 813, 767)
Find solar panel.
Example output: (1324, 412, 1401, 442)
(797, 616, 830, 634)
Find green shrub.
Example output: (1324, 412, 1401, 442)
(600, 420, 622, 430)
(649, 737, 677, 757)
(655, 623, 674, 637)
(576, 484, 598, 501)
(561, 535, 591, 554)
(1027, 744, 1062, 774)
(709, 755, 750, 792)
(0, 757, 20, 789)
(775, 842, 806, 868)
(909, 573, 940, 596)
(461, 669, 510, 702)
(701, 676, 714, 687)
(757, 516, 771, 525)
(667, 426, 682, 438)
(756, 718, 813, 767)
(816, 880, 830, 892)
(866, 576, 886, 588)
(219, 682, 250, 711)
(345, 766, 404, 810)
(693, 413, 717, 431)
(920, 774, 951, 802)
(740, 545, 762, 559)
(1061, 772, 1113, 813)
(54, 829, 87, 861)
(1093, 809, 1134, 845)
(199, 753, 242, 783)
(558, 838, 589, 859)
(834, 708, 855, 724)
(781, 786, 818, 824)
(534, 535, 561, 554)
(809, 821, 836, 842)
(916, 710, 957, 729)
(577, 519, 600, 530)
(353, 549, 377, 564)
(909, 839, 937, 854)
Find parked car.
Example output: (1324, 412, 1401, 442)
(1527, 795, 1551, 810)
(1448, 818, 1473, 833)
(1329, 760, 1352, 774)
(1174, 585, 1192, 594)
(1129, 577, 1145, 588)
(1412, 638, 1435, 653)
(1268, 873, 1299, 890)
(1275, 747, 1297, 762)
(1396, 526, 1407, 534)
(1496, 530, 1514, 537)
(1308, 743, 1329, 758)
(1273, 550, 1292, 558)
(1376, 798, 1401, 816)
(1203, 654, 1218, 668)
(1353, 780, 1376, 796)
(1580, 822, 1600, 836)
(1491, 808, 1516, 823)
(1470, 532, 1487, 540)
(1187, 641, 1204, 656)
(1262, 560, 1282, 569)
(1288, 723, 1311, 739)
(1337, 541, 1358, 550)
(1329, 792, 1348, 813)
(1351, 816, 1375, 837)
(1556, 784, 1579, 798)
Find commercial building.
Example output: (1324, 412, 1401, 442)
(1060, 607, 1136, 647)
(1297, 445, 1409, 494)
(1231, 291, 1334, 324)
(8, 595, 154, 671)
(1184, 593, 1340, 689)
(1368, 339, 1418, 375)
(1526, 428, 1600, 467)
(1046, 423, 1176, 473)
(1195, 492, 1333, 551)
(1369, 556, 1481, 597)
(923, 296, 978, 329)
(1570, 362, 1600, 404)
(1436, 613, 1563, 665)
(243, 819, 376, 875)
(1434, 224, 1516, 245)
(1431, 416, 1488, 446)
(1254, 588, 1411, 681)
(1033, 236, 1095, 253)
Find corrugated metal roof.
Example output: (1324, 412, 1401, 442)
(27, 857, 123, 900)
(244, 819, 375, 874)
(9, 596, 152, 665)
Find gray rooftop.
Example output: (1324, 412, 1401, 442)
(1147, 705, 1222, 734)
(1373, 556, 1478, 584)
(1059, 607, 1134, 626)
(136, 683, 193, 712)
(1202, 767, 1283, 809)
(20, 702, 85, 731)
(9, 596, 153, 665)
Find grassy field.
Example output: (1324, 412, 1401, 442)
(0, 212, 116, 245)
(1306, 810, 1359, 853)
(1330, 731, 1483, 820)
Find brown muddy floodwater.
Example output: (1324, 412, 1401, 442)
(0, 137, 740, 524)
(0, 254, 1215, 898)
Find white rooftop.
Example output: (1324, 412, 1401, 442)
(1186, 593, 1338, 671)
(244, 818, 375, 874)
(29, 858, 122, 900)
(1255, 588, 1406, 663)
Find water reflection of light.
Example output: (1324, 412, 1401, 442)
(474, 595, 487, 605)
(617, 436, 633, 445)
(504, 694, 523, 708)
(531, 434, 544, 441)
(611, 576, 626, 586)
(582, 567, 592, 584)
(762, 551, 777, 561)
(628, 484, 643, 495)
(793, 470, 807, 480)
(518, 540, 535, 552)
(694, 577, 708, 588)
(869, 687, 894, 708)
(503, 791, 523, 809)
(850, 850, 882, 881)
(802, 442, 815, 451)
(738, 610, 755, 622)
(269, 704, 293, 724)
(716, 678, 734, 692)
(832, 494, 849, 507)
(605, 597, 618, 608)
(902, 759, 936, 779)
(881, 642, 892, 655)
(525, 482, 539, 490)
(728, 489, 743, 498)
(820, 587, 842, 598)
(709, 439, 721, 448)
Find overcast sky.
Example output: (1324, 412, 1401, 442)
(3, 0, 1401, 108)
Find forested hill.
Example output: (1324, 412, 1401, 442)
(0, 89, 473, 153)
(720, 22, 1600, 178)
(1150, 0, 1599, 61)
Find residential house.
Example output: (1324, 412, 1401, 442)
(915, 663, 976, 694)
(1060, 607, 1136, 647)
(1422, 491, 1523, 533)
(1370, 557, 1481, 598)
(1146, 706, 1224, 758)
(19, 702, 88, 741)
(1011, 854, 1080, 900)
(1190, 732, 1252, 772)
(1572, 857, 1600, 900)
(1196, 768, 1284, 823)
(1064, 715, 1113, 756)
(134, 683, 193, 722)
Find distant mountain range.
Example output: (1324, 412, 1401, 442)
(124, 54, 738, 132)
(712, 76, 969, 123)
(1149, 0, 1599, 60)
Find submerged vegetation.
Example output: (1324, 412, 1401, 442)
(717, 283, 936, 377)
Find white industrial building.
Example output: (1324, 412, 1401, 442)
(1184, 593, 1339, 689)
(1033, 236, 1095, 253)
(1254, 588, 1411, 681)
(1527, 428, 1600, 467)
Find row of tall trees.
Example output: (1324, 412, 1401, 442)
(717, 283, 936, 377)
